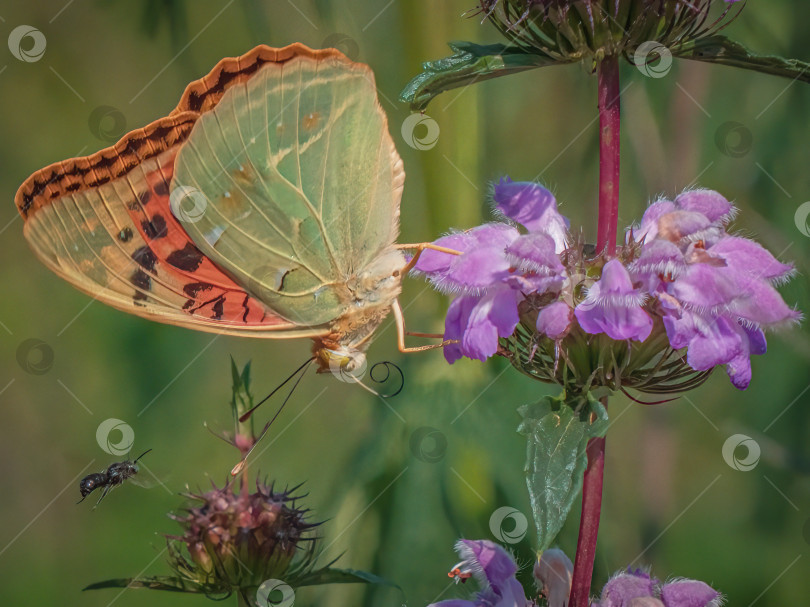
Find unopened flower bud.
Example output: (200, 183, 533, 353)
(534, 548, 574, 607)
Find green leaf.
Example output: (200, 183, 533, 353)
(241, 360, 252, 392)
(298, 567, 400, 590)
(674, 35, 810, 84)
(400, 41, 568, 111)
(518, 393, 608, 552)
(230, 356, 242, 393)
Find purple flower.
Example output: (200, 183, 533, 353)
(494, 178, 569, 252)
(599, 569, 658, 606)
(594, 568, 723, 607)
(537, 301, 574, 340)
(414, 178, 570, 363)
(575, 259, 653, 342)
(429, 539, 532, 607)
(629, 189, 799, 388)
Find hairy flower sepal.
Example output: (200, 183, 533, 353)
(518, 392, 608, 553)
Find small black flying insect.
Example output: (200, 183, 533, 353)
(78, 449, 152, 508)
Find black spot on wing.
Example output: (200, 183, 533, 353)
(153, 179, 170, 197)
(242, 294, 250, 323)
(167, 242, 205, 272)
(131, 246, 157, 271)
(183, 282, 213, 298)
(142, 214, 168, 240)
(117, 227, 133, 242)
(130, 269, 151, 304)
(212, 296, 224, 320)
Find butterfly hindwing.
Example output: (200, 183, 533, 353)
(171, 52, 404, 328)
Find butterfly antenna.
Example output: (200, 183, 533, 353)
(231, 357, 315, 476)
(238, 356, 316, 423)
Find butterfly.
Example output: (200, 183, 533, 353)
(15, 44, 456, 374)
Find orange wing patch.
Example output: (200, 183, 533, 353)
(124, 157, 272, 324)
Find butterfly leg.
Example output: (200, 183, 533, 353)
(392, 299, 457, 353)
(394, 242, 462, 276)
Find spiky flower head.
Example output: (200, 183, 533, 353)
(166, 479, 319, 597)
(476, 0, 744, 65)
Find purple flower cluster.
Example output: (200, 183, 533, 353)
(427, 539, 722, 607)
(414, 179, 799, 390)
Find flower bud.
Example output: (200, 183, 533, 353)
(534, 548, 574, 607)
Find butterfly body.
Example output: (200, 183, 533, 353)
(16, 44, 408, 368)
(307, 245, 404, 371)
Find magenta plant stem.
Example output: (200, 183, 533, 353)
(596, 55, 621, 256)
(569, 419, 607, 607)
(570, 53, 621, 605)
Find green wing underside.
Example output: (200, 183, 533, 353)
(172, 56, 403, 327)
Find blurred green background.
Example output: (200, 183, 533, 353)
(1, 1, 809, 606)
